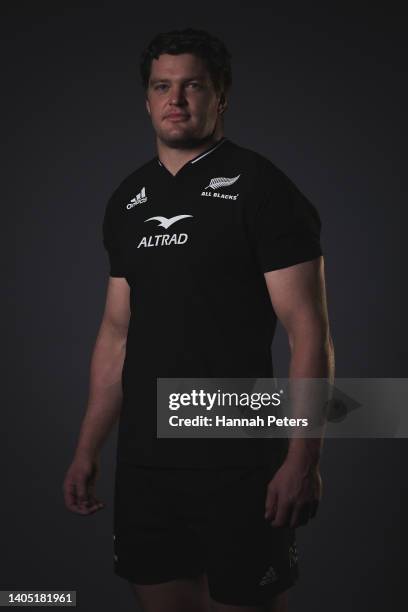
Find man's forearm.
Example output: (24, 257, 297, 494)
(75, 322, 127, 458)
(285, 333, 335, 467)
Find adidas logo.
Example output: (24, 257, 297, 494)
(258, 565, 277, 586)
(126, 187, 148, 209)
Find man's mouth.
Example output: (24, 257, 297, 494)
(165, 114, 190, 121)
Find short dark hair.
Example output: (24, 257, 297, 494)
(140, 28, 232, 96)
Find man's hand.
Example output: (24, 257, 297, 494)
(264, 457, 322, 528)
(63, 451, 105, 515)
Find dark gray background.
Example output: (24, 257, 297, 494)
(4, 1, 407, 610)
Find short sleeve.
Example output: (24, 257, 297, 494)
(248, 161, 323, 273)
(102, 190, 127, 277)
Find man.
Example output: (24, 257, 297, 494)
(63, 28, 334, 612)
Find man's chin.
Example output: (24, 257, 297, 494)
(159, 131, 208, 149)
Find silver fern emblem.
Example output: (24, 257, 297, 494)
(205, 174, 240, 190)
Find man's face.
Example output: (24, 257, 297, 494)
(145, 53, 225, 147)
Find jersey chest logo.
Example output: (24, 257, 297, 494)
(145, 214, 193, 229)
(137, 214, 193, 248)
(201, 174, 240, 200)
(126, 187, 148, 210)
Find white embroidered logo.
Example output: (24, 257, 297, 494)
(126, 187, 148, 209)
(201, 174, 240, 200)
(288, 543, 298, 568)
(137, 214, 193, 248)
(205, 175, 240, 190)
(258, 565, 278, 586)
(144, 215, 193, 229)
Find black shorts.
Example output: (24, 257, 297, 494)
(112, 462, 299, 607)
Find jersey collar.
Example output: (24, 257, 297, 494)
(156, 136, 229, 177)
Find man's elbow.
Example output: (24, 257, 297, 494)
(288, 321, 333, 354)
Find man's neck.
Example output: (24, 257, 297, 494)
(156, 131, 224, 176)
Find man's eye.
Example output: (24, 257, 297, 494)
(155, 84, 168, 91)
(188, 82, 201, 89)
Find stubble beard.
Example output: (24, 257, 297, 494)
(158, 124, 216, 150)
(159, 128, 205, 149)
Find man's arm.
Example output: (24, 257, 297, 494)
(75, 276, 130, 456)
(63, 276, 130, 515)
(263, 256, 335, 527)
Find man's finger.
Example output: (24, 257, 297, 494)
(289, 503, 310, 528)
(76, 480, 89, 505)
(76, 501, 105, 515)
(270, 499, 292, 527)
(63, 480, 79, 509)
(88, 500, 105, 513)
(264, 487, 278, 520)
(87, 495, 104, 510)
(309, 500, 319, 519)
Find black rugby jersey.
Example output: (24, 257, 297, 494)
(102, 136, 323, 468)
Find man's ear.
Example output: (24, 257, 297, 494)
(145, 97, 151, 116)
(218, 92, 228, 114)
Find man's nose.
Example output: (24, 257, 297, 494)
(169, 85, 187, 105)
